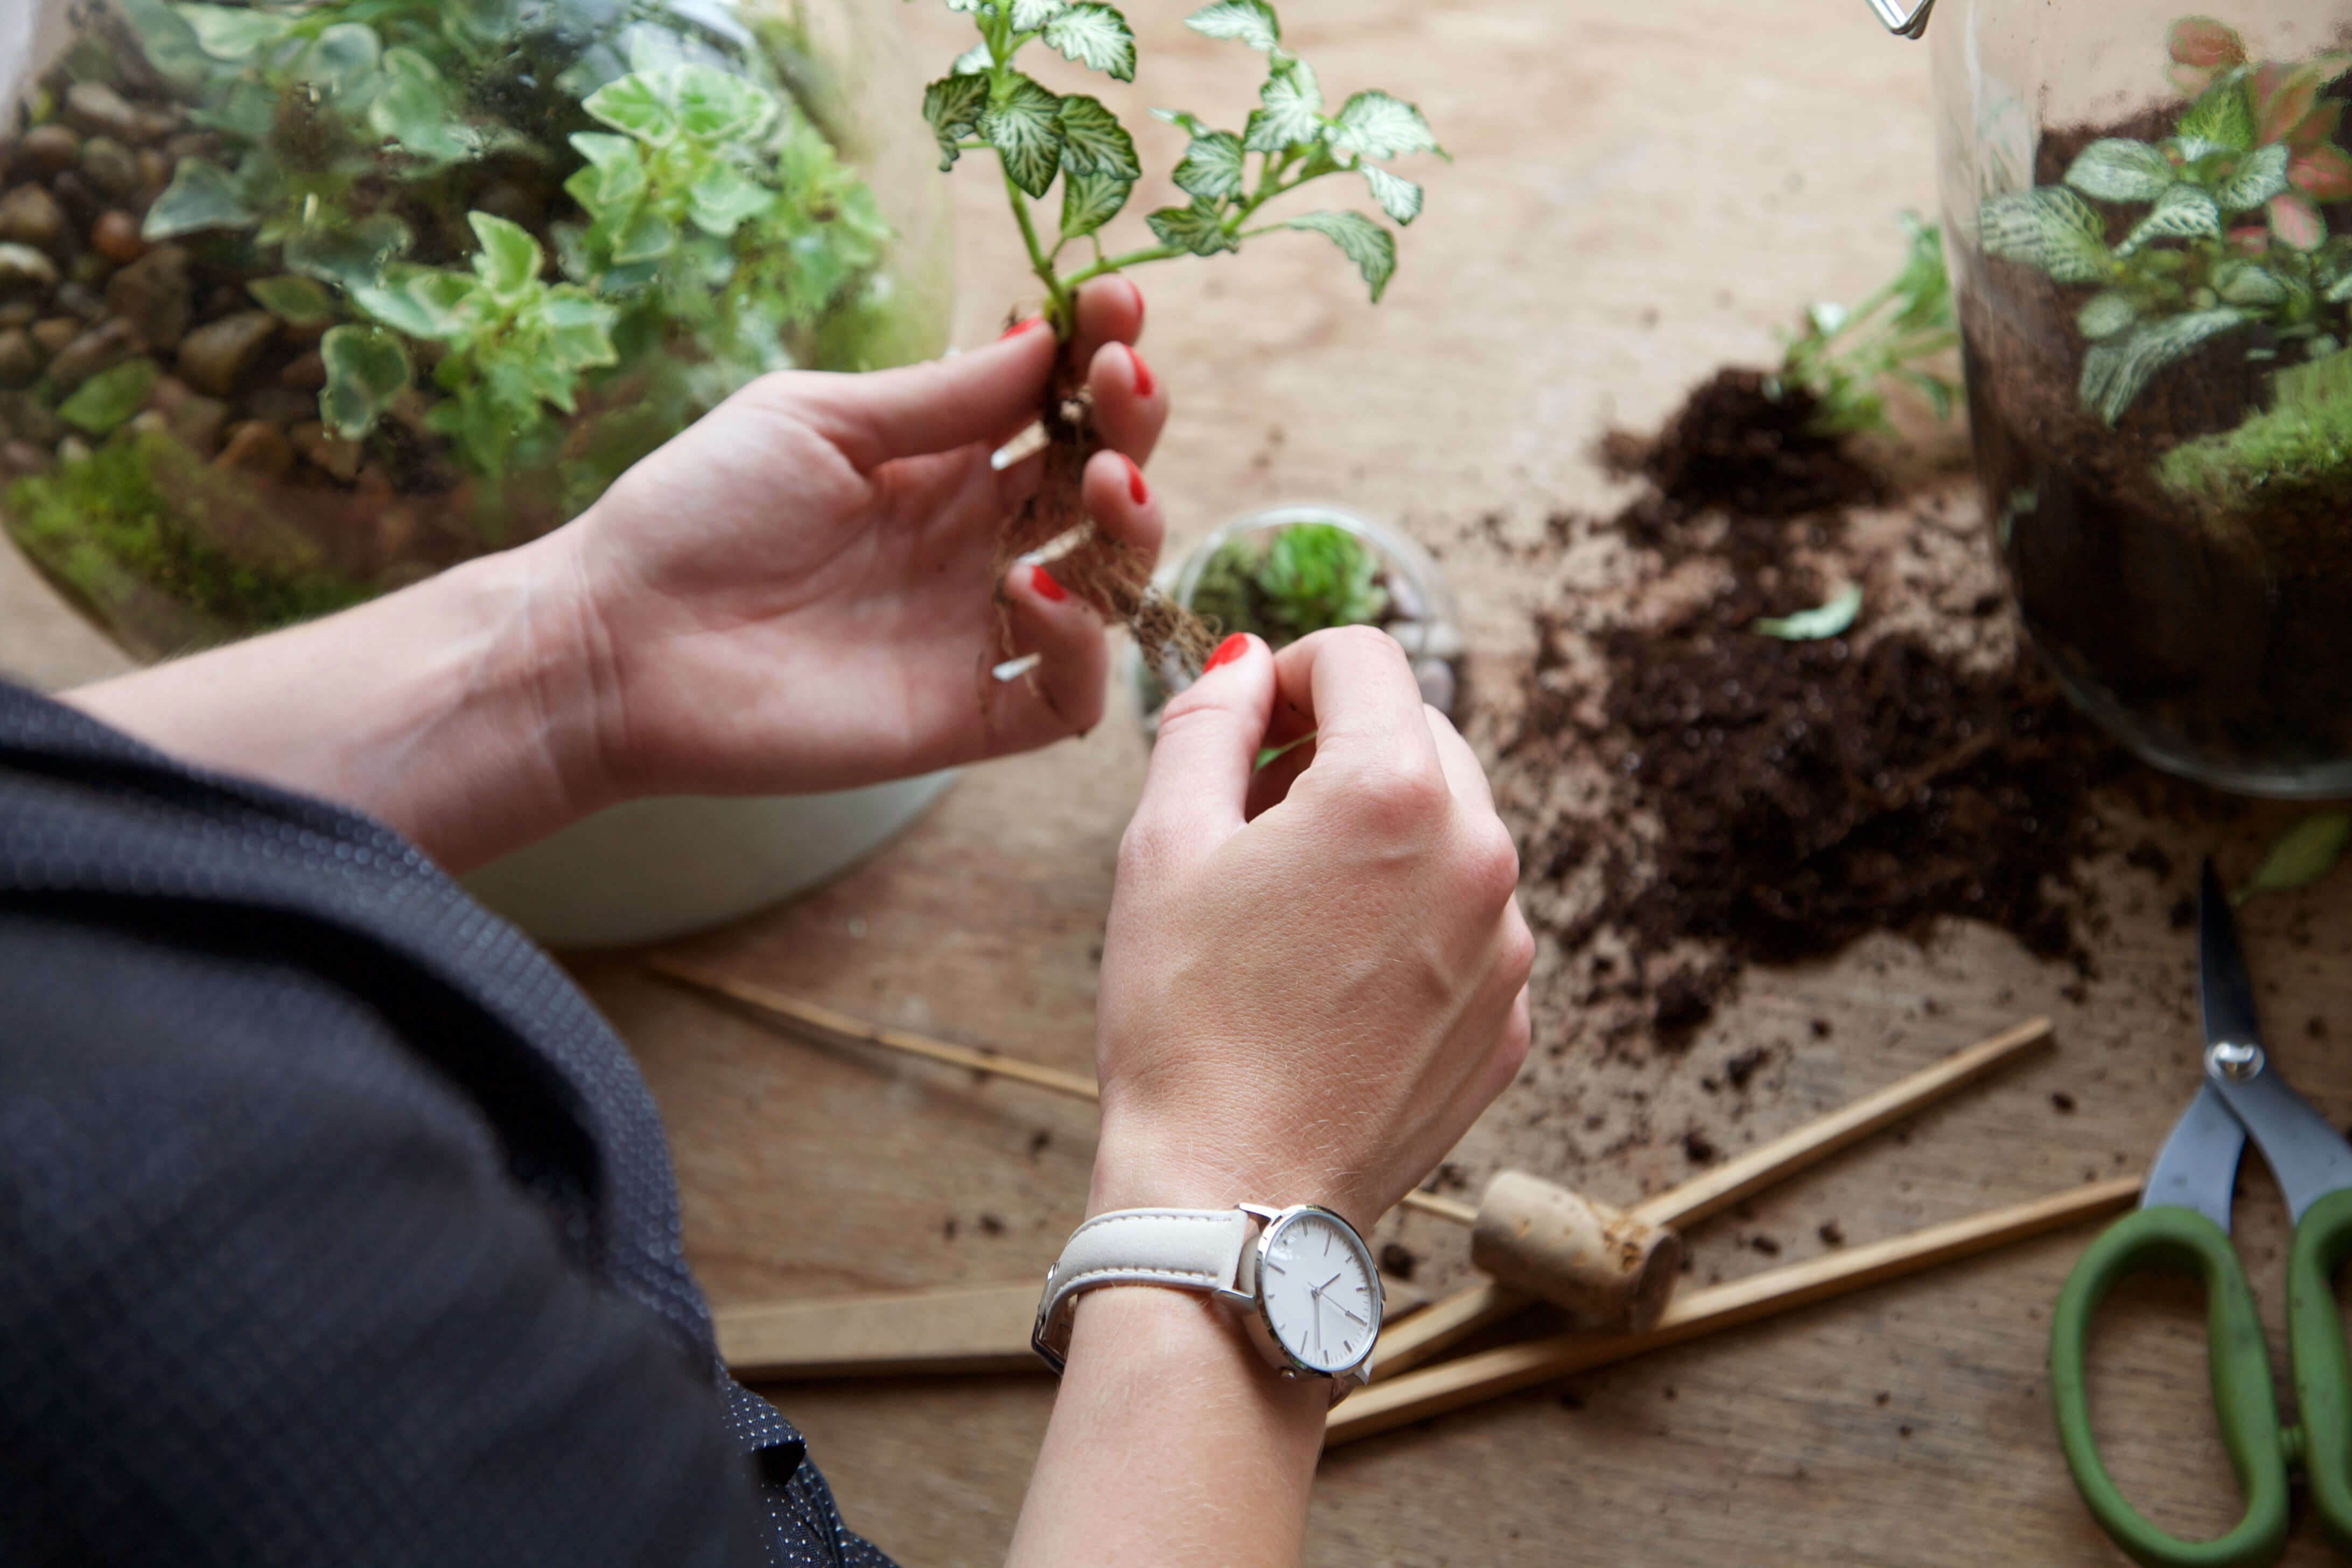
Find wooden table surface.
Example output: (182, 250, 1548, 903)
(9, 3, 2352, 1564)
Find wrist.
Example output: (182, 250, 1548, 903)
(1088, 1119, 1375, 1235)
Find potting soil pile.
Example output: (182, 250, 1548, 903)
(1488, 370, 2129, 1047)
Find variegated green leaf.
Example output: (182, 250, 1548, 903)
(1056, 95, 1139, 180)
(922, 73, 989, 171)
(1060, 170, 1132, 239)
(319, 325, 411, 439)
(141, 157, 255, 239)
(2063, 139, 2174, 204)
(1363, 165, 1423, 225)
(2270, 192, 2326, 251)
(1333, 90, 1442, 161)
(1185, 0, 1280, 53)
(951, 42, 992, 76)
(2176, 74, 2256, 153)
(1152, 106, 1214, 138)
(1979, 188, 2112, 286)
(174, 3, 292, 60)
(2117, 184, 2220, 255)
(2213, 143, 2290, 213)
(2213, 257, 2287, 307)
(1146, 197, 1238, 256)
(1173, 130, 1245, 200)
(1010, 0, 1067, 28)
(984, 74, 1065, 198)
(1043, 3, 1135, 82)
(2075, 291, 2137, 340)
(1285, 209, 1396, 302)
(2078, 308, 2246, 423)
(1246, 60, 1324, 152)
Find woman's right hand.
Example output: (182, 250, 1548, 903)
(1090, 626, 1534, 1235)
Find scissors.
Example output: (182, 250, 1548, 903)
(2050, 860, 2352, 1566)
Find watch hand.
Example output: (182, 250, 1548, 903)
(1334, 1301, 1368, 1327)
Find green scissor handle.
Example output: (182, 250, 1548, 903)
(2288, 1187, 2352, 1554)
(2050, 1205, 2288, 1568)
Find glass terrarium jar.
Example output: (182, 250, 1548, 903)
(1132, 504, 1464, 733)
(1932, 1, 2352, 795)
(0, 0, 950, 660)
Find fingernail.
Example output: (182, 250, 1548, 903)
(1203, 633, 1250, 671)
(1123, 454, 1149, 507)
(1126, 344, 1155, 398)
(1028, 562, 1069, 603)
(999, 317, 1045, 341)
(1123, 276, 1145, 327)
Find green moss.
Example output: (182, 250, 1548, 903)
(2160, 350, 2352, 518)
(1186, 520, 1390, 645)
(4, 432, 368, 653)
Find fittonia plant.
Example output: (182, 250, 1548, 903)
(1979, 16, 2352, 426)
(919, 0, 1445, 662)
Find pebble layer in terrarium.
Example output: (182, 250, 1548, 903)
(0, 0, 944, 659)
(1947, 6, 2352, 794)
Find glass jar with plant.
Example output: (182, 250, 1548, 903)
(0, 0, 950, 660)
(1934, 2, 2352, 794)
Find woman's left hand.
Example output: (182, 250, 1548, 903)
(552, 275, 1163, 802)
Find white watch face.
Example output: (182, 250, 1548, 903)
(1257, 1208, 1379, 1374)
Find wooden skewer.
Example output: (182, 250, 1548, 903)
(1369, 1015, 2054, 1376)
(651, 956, 1477, 1226)
(1327, 1174, 2140, 1447)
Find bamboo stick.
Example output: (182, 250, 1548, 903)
(1368, 1016, 2054, 1377)
(1328, 1174, 2139, 1446)
(652, 956, 1475, 1226)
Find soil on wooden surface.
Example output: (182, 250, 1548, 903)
(1496, 371, 2133, 1042)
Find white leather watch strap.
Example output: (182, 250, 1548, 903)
(1031, 1207, 1258, 1372)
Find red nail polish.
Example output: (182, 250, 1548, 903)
(1028, 562, 1068, 603)
(1203, 634, 1249, 671)
(1123, 276, 1145, 328)
(1123, 454, 1149, 507)
(1126, 344, 1154, 398)
(999, 316, 1044, 341)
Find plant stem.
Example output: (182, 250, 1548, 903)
(1002, 169, 1072, 332)
(1058, 244, 1182, 291)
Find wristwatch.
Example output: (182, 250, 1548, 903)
(1032, 1203, 1384, 1403)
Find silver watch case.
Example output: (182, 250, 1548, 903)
(1222, 1203, 1383, 1403)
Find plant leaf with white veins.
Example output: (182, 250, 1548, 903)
(2076, 291, 2137, 339)
(951, 41, 991, 76)
(1185, 0, 1280, 53)
(1286, 209, 1396, 302)
(1333, 90, 1442, 160)
(1010, 0, 1067, 30)
(1152, 106, 1214, 137)
(2117, 183, 2220, 255)
(1173, 130, 1245, 199)
(922, 73, 989, 171)
(1057, 95, 1139, 180)
(983, 73, 1064, 198)
(1979, 188, 2112, 285)
(1146, 197, 1238, 256)
(1060, 170, 1131, 239)
(1043, 3, 1135, 81)
(1246, 60, 1324, 152)
(2064, 138, 2174, 203)
(1363, 165, 1423, 224)
(2078, 308, 2245, 423)
(2177, 74, 2256, 151)
(2212, 143, 2290, 213)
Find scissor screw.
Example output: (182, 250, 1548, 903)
(2209, 1040, 2265, 1080)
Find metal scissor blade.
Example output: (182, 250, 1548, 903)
(1865, 0, 1935, 38)
(2142, 1081, 2244, 1230)
(2199, 859, 2263, 1053)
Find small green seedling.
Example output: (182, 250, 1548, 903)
(1770, 213, 1958, 436)
(1981, 16, 2352, 425)
(2235, 810, 2351, 903)
(1751, 583, 1863, 642)
(921, 0, 1444, 661)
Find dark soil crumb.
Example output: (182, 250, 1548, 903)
(1818, 1220, 1846, 1247)
(1379, 1242, 1419, 1281)
(1504, 367, 2126, 1038)
(978, 1213, 1005, 1236)
(2050, 1092, 2077, 1114)
(942, 1217, 957, 1240)
(1559, 1389, 1586, 1410)
(1682, 1129, 1719, 1165)
(1875, 1391, 1891, 1406)
(2311, 1018, 2329, 1041)
(1810, 1018, 1833, 1039)
(2124, 839, 2174, 880)
(1749, 1235, 1782, 1257)
(2169, 897, 2196, 929)
(1724, 1046, 1768, 1090)
(1028, 1129, 1052, 1157)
